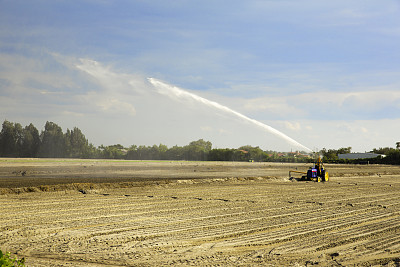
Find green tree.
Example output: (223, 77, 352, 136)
(136, 145, 151, 160)
(65, 127, 90, 158)
(384, 149, 400, 165)
(99, 144, 126, 159)
(158, 144, 168, 159)
(320, 147, 351, 161)
(372, 147, 394, 155)
(238, 145, 267, 162)
(165, 145, 184, 160)
(208, 148, 236, 161)
(185, 139, 212, 161)
(0, 120, 23, 157)
(337, 147, 352, 154)
(20, 123, 40, 157)
(87, 143, 100, 158)
(126, 145, 139, 160)
(149, 144, 161, 160)
(39, 121, 66, 158)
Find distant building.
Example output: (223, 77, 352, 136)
(338, 153, 385, 160)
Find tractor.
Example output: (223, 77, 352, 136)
(289, 156, 329, 182)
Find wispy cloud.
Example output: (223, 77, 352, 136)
(282, 121, 302, 132)
(80, 91, 136, 117)
(62, 110, 84, 117)
(75, 58, 151, 117)
(232, 88, 400, 121)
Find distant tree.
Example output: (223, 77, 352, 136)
(238, 145, 267, 162)
(370, 147, 400, 165)
(0, 120, 23, 157)
(384, 149, 400, 165)
(165, 145, 184, 160)
(99, 144, 126, 159)
(320, 148, 337, 161)
(372, 147, 394, 155)
(320, 147, 351, 161)
(265, 151, 279, 162)
(65, 127, 90, 158)
(129, 144, 163, 160)
(208, 148, 236, 161)
(337, 147, 352, 154)
(20, 123, 40, 157)
(39, 121, 66, 158)
(136, 145, 151, 160)
(135, 143, 170, 160)
(189, 139, 212, 151)
(185, 139, 212, 161)
(149, 144, 161, 160)
(126, 145, 139, 160)
(158, 144, 168, 159)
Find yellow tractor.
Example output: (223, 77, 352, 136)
(289, 156, 329, 182)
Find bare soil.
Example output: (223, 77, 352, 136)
(1, 158, 400, 266)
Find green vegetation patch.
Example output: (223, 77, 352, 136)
(0, 249, 25, 266)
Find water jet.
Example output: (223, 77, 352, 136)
(148, 78, 312, 152)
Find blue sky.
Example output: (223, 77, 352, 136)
(1, 1, 400, 152)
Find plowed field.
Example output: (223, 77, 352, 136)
(1, 159, 400, 266)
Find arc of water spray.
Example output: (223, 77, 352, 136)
(148, 78, 312, 153)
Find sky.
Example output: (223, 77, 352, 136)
(1, 0, 400, 152)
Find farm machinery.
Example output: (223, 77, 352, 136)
(289, 156, 329, 182)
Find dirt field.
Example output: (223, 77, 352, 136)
(1, 159, 400, 266)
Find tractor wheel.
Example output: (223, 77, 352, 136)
(321, 170, 329, 182)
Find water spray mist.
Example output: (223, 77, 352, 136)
(148, 78, 312, 153)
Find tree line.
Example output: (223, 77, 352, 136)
(0, 120, 311, 162)
(0, 120, 399, 164)
(0, 120, 94, 158)
(320, 147, 400, 165)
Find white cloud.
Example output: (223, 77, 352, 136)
(286, 118, 400, 152)
(211, 87, 400, 122)
(240, 96, 306, 118)
(200, 126, 213, 132)
(218, 128, 231, 135)
(62, 110, 84, 117)
(282, 121, 301, 131)
(299, 90, 400, 117)
(75, 58, 153, 117)
(0, 53, 143, 122)
(0, 53, 78, 92)
(80, 91, 136, 117)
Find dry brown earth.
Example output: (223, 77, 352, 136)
(1, 159, 400, 266)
